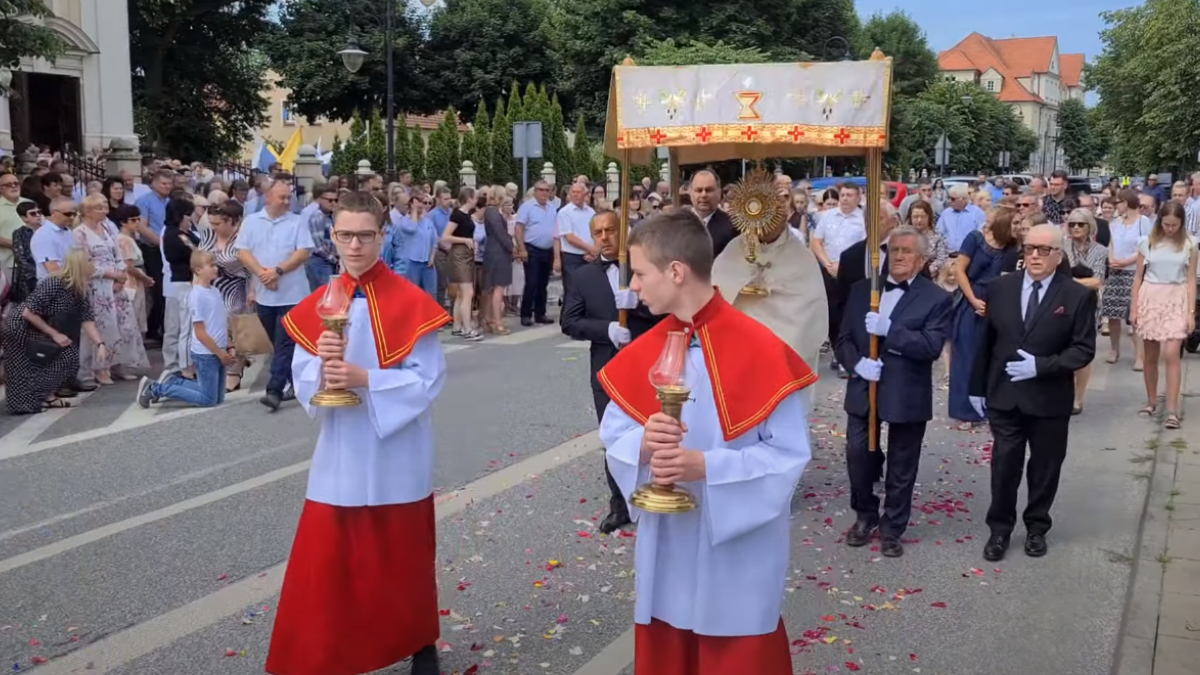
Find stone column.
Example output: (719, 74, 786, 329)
(293, 145, 323, 200)
(459, 160, 477, 188)
(540, 161, 556, 188)
(105, 138, 142, 183)
(0, 89, 12, 157)
(606, 162, 619, 199)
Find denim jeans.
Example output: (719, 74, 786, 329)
(256, 303, 296, 396)
(150, 352, 226, 407)
(404, 261, 437, 298)
(305, 256, 338, 291)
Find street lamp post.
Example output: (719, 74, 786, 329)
(338, 0, 396, 180)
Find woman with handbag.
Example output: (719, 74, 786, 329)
(3, 248, 107, 413)
(1064, 208, 1108, 414)
(199, 201, 256, 392)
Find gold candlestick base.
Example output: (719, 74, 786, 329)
(629, 385, 697, 514)
(310, 316, 362, 408)
(739, 283, 770, 296)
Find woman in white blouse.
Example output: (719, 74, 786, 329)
(1104, 189, 1153, 369)
(1131, 202, 1197, 429)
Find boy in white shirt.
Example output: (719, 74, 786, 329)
(137, 250, 234, 408)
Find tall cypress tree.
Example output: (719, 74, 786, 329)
(548, 93, 572, 182)
(393, 114, 412, 177)
(471, 100, 493, 183)
(490, 97, 515, 186)
(425, 107, 462, 187)
(571, 113, 598, 181)
(408, 129, 426, 183)
(507, 81, 524, 122)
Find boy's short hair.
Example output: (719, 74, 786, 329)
(190, 249, 215, 271)
(335, 190, 384, 227)
(627, 210, 713, 281)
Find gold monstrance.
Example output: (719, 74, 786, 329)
(629, 330, 697, 514)
(310, 279, 362, 407)
(726, 168, 786, 296)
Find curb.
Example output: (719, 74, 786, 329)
(1111, 360, 1194, 675)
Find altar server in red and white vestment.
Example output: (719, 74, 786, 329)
(598, 210, 816, 675)
(266, 191, 448, 675)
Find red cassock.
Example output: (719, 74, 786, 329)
(266, 261, 449, 675)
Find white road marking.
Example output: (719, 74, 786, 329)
(556, 340, 589, 349)
(29, 430, 603, 675)
(0, 390, 94, 450)
(108, 360, 267, 430)
(441, 343, 471, 354)
(0, 439, 311, 544)
(486, 324, 561, 345)
(570, 627, 635, 675)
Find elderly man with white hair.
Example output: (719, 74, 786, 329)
(969, 223, 1097, 562)
(935, 183, 987, 253)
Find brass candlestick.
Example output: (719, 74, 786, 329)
(629, 330, 697, 514)
(310, 279, 362, 408)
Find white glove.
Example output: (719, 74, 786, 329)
(969, 396, 987, 417)
(854, 357, 883, 382)
(607, 322, 632, 348)
(614, 289, 639, 310)
(864, 311, 890, 337)
(1004, 349, 1038, 382)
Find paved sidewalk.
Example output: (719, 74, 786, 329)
(1116, 357, 1200, 675)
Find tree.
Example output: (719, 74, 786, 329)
(1057, 98, 1104, 173)
(331, 112, 367, 176)
(422, 0, 557, 114)
(0, 0, 68, 85)
(129, 0, 275, 159)
(469, 101, 493, 182)
(266, 0, 429, 123)
(490, 97, 516, 185)
(1089, 0, 1200, 172)
(425, 107, 461, 185)
(637, 38, 769, 66)
(507, 81, 524, 122)
(408, 127, 426, 182)
(393, 115, 412, 176)
(547, 93, 572, 181)
(459, 122, 480, 182)
(855, 11, 938, 99)
(571, 114, 599, 180)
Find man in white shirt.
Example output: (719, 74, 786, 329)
(810, 183, 867, 373)
(556, 182, 596, 305)
(235, 177, 315, 412)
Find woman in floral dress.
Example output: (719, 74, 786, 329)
(74, 194, 148, 384)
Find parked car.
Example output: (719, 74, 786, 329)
(798, 177, 908, 208)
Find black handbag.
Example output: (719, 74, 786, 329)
(25, 335, 63, 367)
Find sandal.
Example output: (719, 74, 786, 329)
(1105, 351, 1118, 364)
(226, 374, 242, 393)
(1165, 414, 1181, 429)
(1138, 404, 1157, 417)
(43, 398, 72, 409)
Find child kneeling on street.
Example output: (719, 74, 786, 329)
(138, 251, 233, 408)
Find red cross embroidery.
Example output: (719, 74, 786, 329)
(833, 128, 851, 145)
(650, 129, 667, 145)
(788, 126, 805, 142)
(696, 127, 713, 143)
(741, 125, 758, 141)
(878, 132, 888, 142)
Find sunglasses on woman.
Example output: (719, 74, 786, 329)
(1067, 220, 1088, 228)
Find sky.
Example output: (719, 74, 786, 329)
(854, 0, 1140, 61)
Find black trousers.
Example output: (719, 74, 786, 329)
(560, 252, 588, 315)
(138, 241, 165, 340)
(985, 408, 1070, 537)
(845, 413, 926, 537)
(520, 244, 553, 320)
(821, 266, 844, 349)
(593, 387, 625, 511)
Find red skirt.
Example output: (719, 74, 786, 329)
(265, 497, 439, 675)
(635, 618, 792, 675)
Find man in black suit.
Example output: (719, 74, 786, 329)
(836, 227, 953, 558)
(688, 169, 736, 257)
(561, 211, 646, 533)
(970, 224, 1097, 562)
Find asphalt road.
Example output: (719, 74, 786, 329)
(0, 320, 1164, 675)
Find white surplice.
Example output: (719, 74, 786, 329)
(599, 343, 813, 637)
(291, 297, 446, 507)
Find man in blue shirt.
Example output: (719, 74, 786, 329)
(135, 169, 174, 341)
(937, 184, 987, 252)
(515, 180, 559, 326)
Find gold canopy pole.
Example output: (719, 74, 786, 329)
(618, 150, 631, 328)
(865, 147, 883, 452)
(668, 148, 681, 209)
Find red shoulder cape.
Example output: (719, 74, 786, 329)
(597, 291, 817, 442)
(283, 260, 449, 368)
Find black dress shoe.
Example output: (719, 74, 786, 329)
(983, 533, 1010, 562)
(259, 391, 282, 412)
(520, 317, 534, 327)
(65, 378, 98, 393)
(880, 536, 904, 558)
(411, 644, 439, 675)
(1024, 533, 1048, 557)
(845, 518, 878, 547)
(599, 509, 632, 534)
(54, 389, 79, 399)
(535, 316, 554, 325)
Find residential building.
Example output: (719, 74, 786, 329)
(243, 71, 466, 162)
(0, 0, 138, 154)
(938, 33, 1086, 174)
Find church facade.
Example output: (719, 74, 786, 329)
(0, 0, 137, 154)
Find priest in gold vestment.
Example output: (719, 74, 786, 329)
(712, 179, 828, 406)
